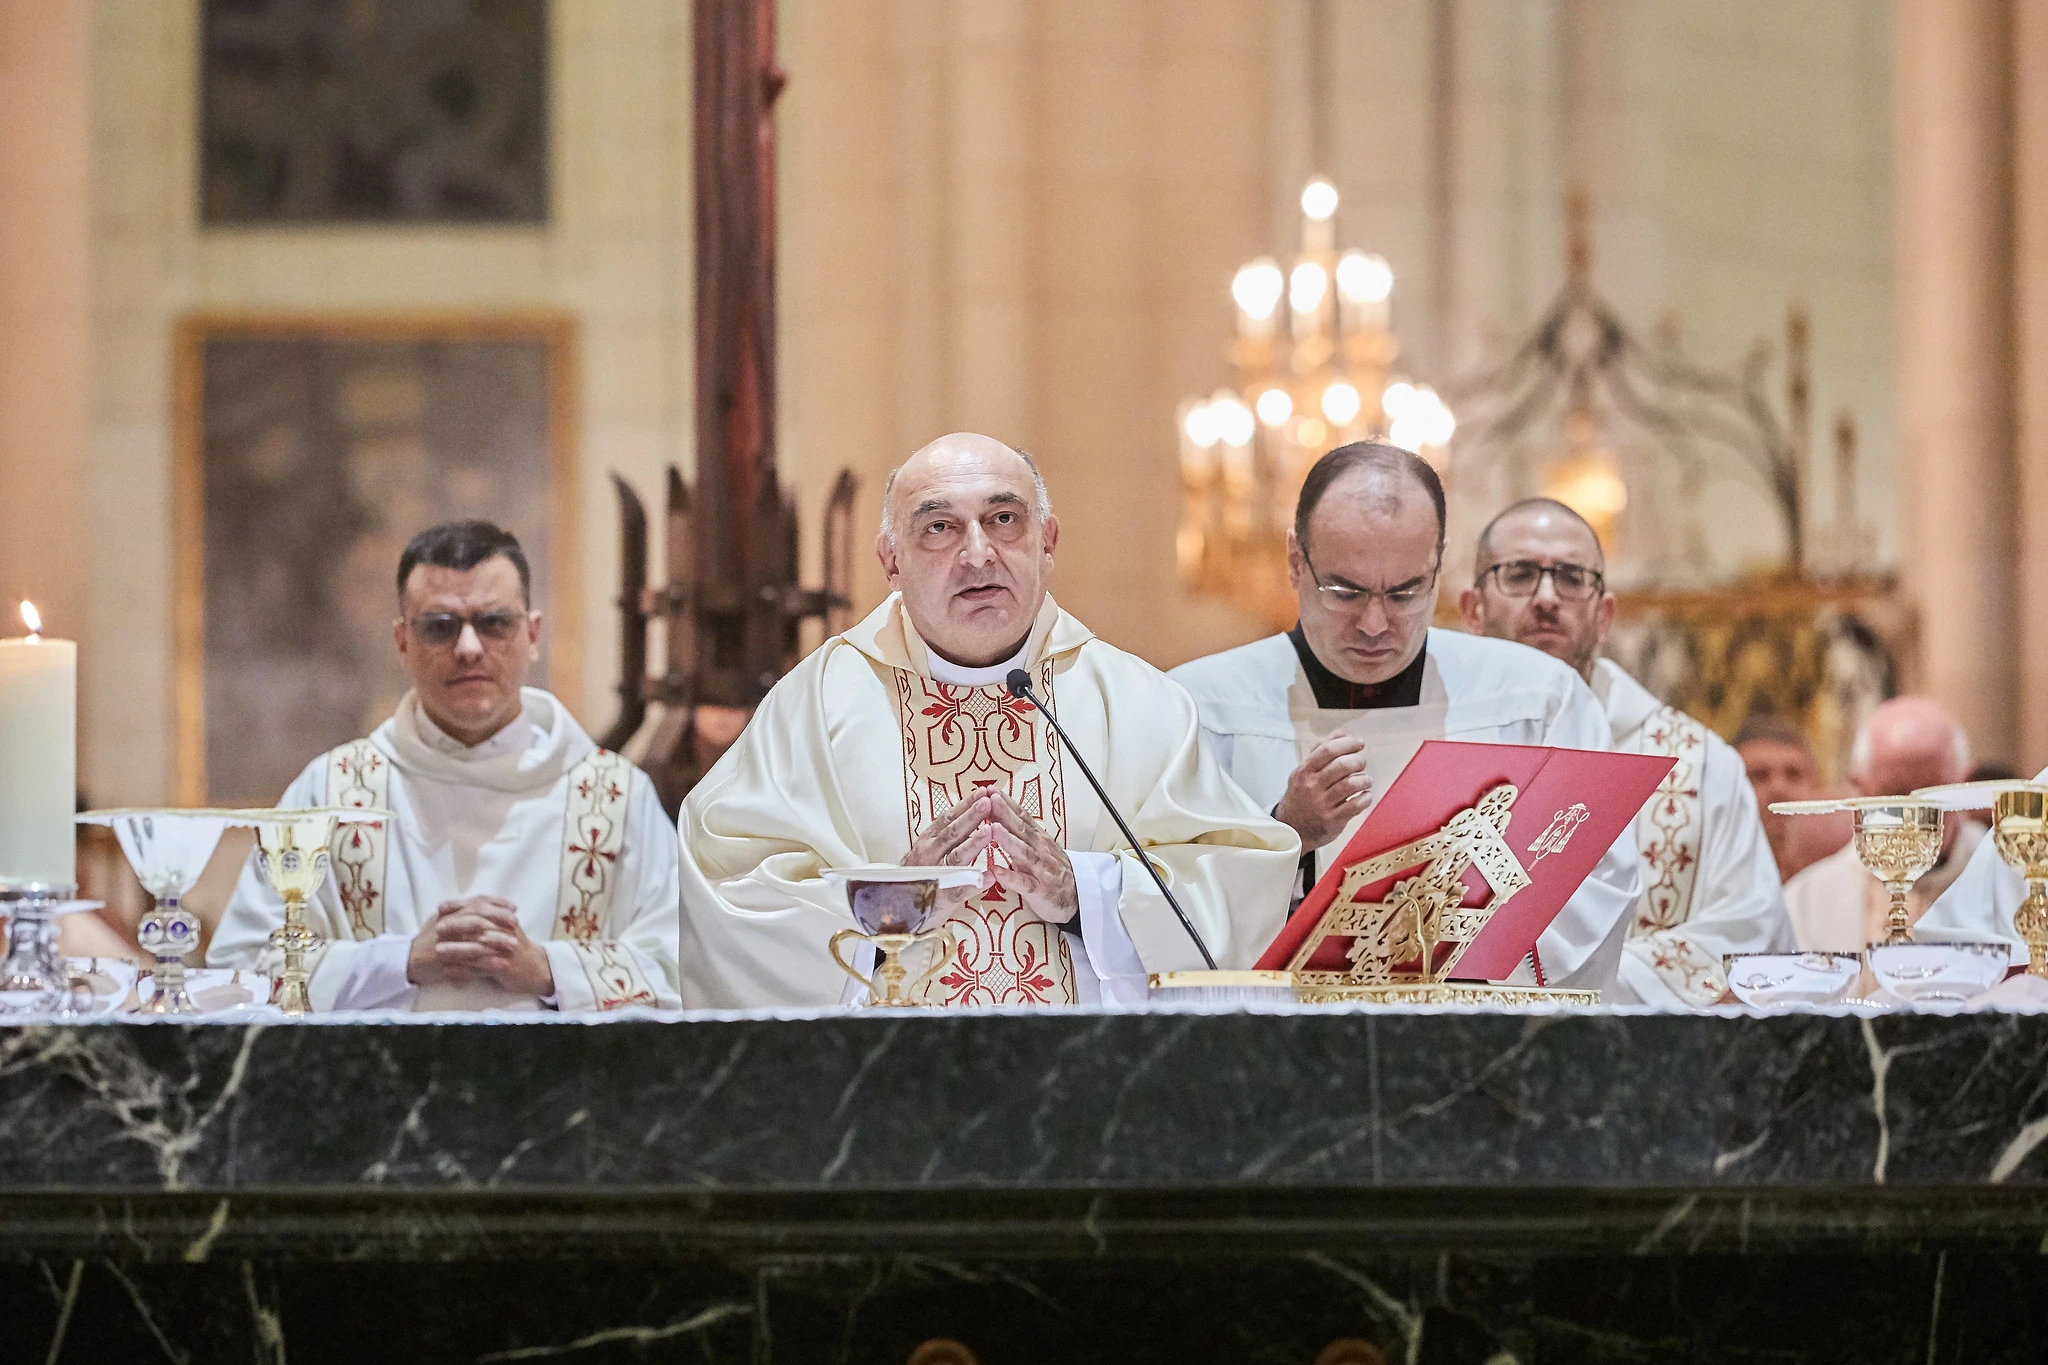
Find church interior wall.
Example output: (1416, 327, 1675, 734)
(7, 0, 1910, 806)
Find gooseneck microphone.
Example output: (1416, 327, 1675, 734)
(1006, 668, 1217, 970)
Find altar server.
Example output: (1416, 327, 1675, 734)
(1169, 444, 1641, 996)
(676, 433, 1299, 1008)
(1457, 498, 1794, 1006)
(210, 522, 681, 1012)
(1784, 698, 1981, 952)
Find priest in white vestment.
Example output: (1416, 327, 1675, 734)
(1170, 445, 1643, 996)
(676, 434, 1300, 1009)
(1456, 498, 1792, 1007)
(1783, 698, 1981, 952)
(210, 522, 681, 1012)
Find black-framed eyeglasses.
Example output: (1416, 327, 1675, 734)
(405, 609, 527, 647)
(1478, 559, 1605, 602)
(1301, 548, 1440, 617)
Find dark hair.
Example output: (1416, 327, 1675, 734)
(1474, 497, 1604, 576)
(1733, 714, 1812, 754)
(397, 521, 531, 604)
(1294, 442, 1446, 557)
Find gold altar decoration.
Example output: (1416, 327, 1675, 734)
(1601, 576, 1906, 784)
(246, 806, 391, 1016)
(1438, 195, 1903, 776)
(1769, 797, 1943, 945)
(1286, 783, 1598, 1007)
(1176, 177, 1454, 628)
(1916, 781, 2048, 978)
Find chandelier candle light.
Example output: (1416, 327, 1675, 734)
(1179, 179, 1454, 627)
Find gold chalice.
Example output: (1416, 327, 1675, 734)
(820, 866, 981, 1007)
(1769, 797, 1943, 945)
(239, 806, 391, 1016)
(1917, 780, 2048, 978)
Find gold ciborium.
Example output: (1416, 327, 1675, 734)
(241, 806, 391, 1016)
(820, 866, 981, 1007)
(1919, 780, 2048, 978)
(1770, 797, 1943, 944)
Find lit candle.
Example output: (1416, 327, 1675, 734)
(0, 602, 76, 889)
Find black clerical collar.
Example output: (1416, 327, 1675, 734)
(1287, 626, 1427, 709)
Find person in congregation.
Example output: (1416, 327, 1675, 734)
(1781, 697, 1981, 953)
(675, 433, 1300, 1008)
(1457, 497, 1793, 1007)
(1170, 443, 1641, 996)
(209, 522, 681, 1011)
(1737, 715, 1849, 882)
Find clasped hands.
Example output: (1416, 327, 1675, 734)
(904, 789, 1078, 925)
(407, 896, 555, 997)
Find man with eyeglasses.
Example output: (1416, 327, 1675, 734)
(211, 521, 681, 1012)
(1459, 498, 1792, 1007)
(675, 433, 1298, 1008)
(1173, 444, 1643, 996)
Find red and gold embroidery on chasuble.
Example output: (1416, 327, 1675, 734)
(553, 749, 659, 1010)
(892, 660, 1078, 1005)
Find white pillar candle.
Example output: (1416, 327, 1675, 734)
(0, 603, 76, 889)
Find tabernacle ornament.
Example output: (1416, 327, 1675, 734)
(1258, 740, 1676, 1006)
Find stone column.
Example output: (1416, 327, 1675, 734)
(2015, 0, 2048, 770)
(0, 3, 91, 644)
(1894, 0, 2018, 760)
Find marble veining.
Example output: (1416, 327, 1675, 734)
(1, 1011, 2048, 1196)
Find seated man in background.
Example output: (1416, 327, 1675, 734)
(1783, 698, 1981, 952)
(677, 433, 1299, 1008)
(1458, 497, 1792, 1007)
(1738, 715, 1849, 883)
(210, 521, 680, 1011)
(1171, 444, 1640, 997)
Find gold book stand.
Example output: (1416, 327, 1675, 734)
(1287, 783, 1600, 1006)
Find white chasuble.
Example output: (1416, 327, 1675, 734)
(209, 688, 682, 1012)
(1169, 629, 1644, 995)
(1592, 660, 1795, 1008)
(675, 593, 1301, 1010)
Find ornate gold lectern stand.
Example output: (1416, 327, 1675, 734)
(1286, 784, 1600, 1006)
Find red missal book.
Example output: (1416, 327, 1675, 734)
(1255, 739, 1675, 982)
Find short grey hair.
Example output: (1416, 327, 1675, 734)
(879, 444, 1054, 545)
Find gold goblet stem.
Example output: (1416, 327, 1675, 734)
(1883, 882, 1915, 945)
(272, 891, 314, 1016)
(2016, 880, 2048, 979)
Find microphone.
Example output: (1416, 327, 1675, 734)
(1006, 668, 1217, 970)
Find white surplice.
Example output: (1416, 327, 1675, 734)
(1786, 820, 1985, 953)
(1167, 628, 1642, 995)
(675, 593, 1301, 1009)
(1919, 768, 2047, 965)
(1593, 659, 1795, 1007)
(209, 688, 682, 1012)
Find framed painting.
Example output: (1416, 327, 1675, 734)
(200, 0, 549, 224)
(173, 314, 579, 806)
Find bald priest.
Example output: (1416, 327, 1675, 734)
(210, 522, 682, 1012)
(676, 433, 1301, 1008)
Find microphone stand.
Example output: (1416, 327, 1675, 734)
(1005, 669, 1217, 971)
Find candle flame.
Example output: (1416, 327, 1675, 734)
(19, 601, 41, 636)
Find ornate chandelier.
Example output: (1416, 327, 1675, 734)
(1177, 178, 1454, 628)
